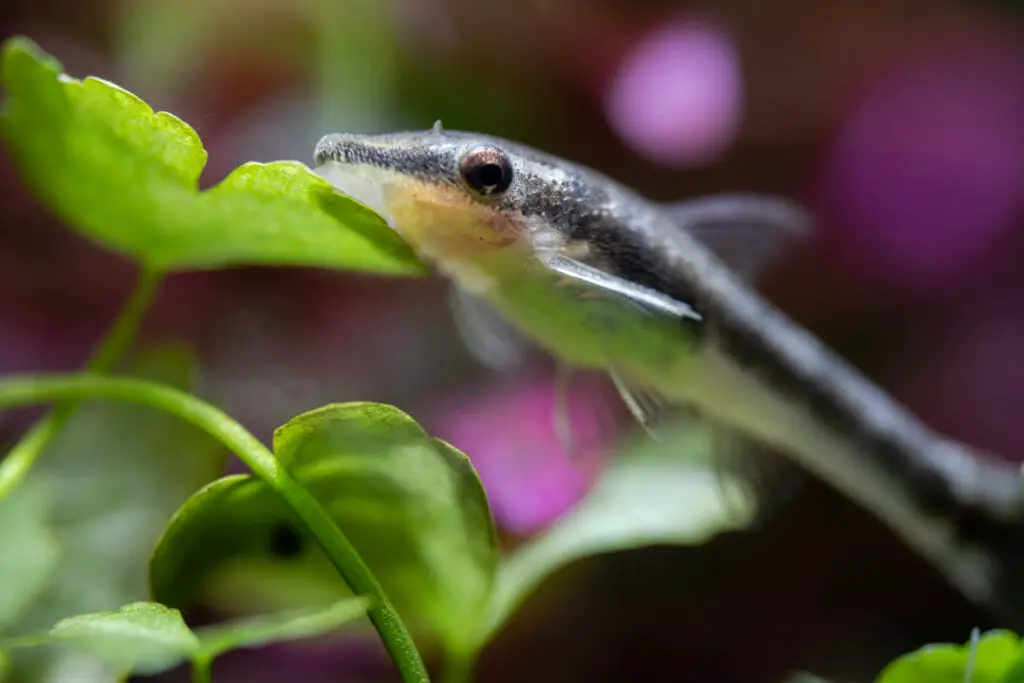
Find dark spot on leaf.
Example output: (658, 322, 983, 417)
(268, 522, 304, 559)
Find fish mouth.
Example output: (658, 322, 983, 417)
(314, 157, 397, 227)
(313, 132, 525, 274)
(313, 130, 449, 228)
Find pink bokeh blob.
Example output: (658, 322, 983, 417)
(427, 372, 619, 535)
(604, 18, 743, 167)
(818, 38, 1024, 296)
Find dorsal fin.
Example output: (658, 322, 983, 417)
(659, 194, 812, 282)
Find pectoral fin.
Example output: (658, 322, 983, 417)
(608, 366, 672, 439)
(535, 252, 698, 439)
(449, 285, 535, 372)
(538, 252, 702, 322)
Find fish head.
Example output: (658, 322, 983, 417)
(314, 125, 600, 289)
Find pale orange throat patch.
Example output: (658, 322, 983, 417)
(384, 183, 520, 260)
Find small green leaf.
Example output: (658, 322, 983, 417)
(275, 404, 499, 655)
(877, 630, 1024, 683)
(151, 402, 498, 657)
(0, 482, 58, 632)
(194, 597, 369, 660)
(0, 36, 425, 276)
(483, 425, 757, 642)
(2, 598, 371, 678)
(45, 602, 198, 676)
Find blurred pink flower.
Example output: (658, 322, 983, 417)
(603, 17, 742, 167)
(427, 371, 621, 535)
(817, 35, 1024, 297)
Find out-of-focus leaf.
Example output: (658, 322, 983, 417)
(113, 0, 221, 94)
(151, 402, 498, 658)
(194, 597, 369, 660)
(0, 37, 425, 275)
(3, 598, 369, 678)
(198, 555, 356, 617)
(0, 482, 58, 632)
(483, 425, 757, 642)
(148, 475, 340, 612)
(149, 473, 354, 609)
(44, 603, 197, 677)
(4, 346, 226, 682)
(876, 629, 1024, 683)
(113, 0, 402, 133)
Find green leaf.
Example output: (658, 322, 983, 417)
(197, 555, 357, 617)
(275, 403, 499, 655)
(151, 402, 499, 657)
(877, 629, 1024, 683)
(194, 597, 369, 660)
(0, 482, 59, 632)
(483, 425, 757, 642)
(43, 603, 198, 677)
(148, 474, 348, 615)
(3, 346, 226, 682)
(2, 597, 369, 679)
(0, 36, 425, 275)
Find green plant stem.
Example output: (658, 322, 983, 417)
(0, 373, 430, 683)
(0, 267, 162, 501)
(191, 655, 213, 683)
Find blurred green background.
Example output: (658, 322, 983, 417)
(3, 0, 1024, 681)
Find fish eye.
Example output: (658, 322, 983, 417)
(459, 146, 513, 198)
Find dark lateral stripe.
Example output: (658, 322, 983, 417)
(714, 303, 964, 515)
(582, 213, 708, 327)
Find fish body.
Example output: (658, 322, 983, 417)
(314, 127, 1024, 624)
